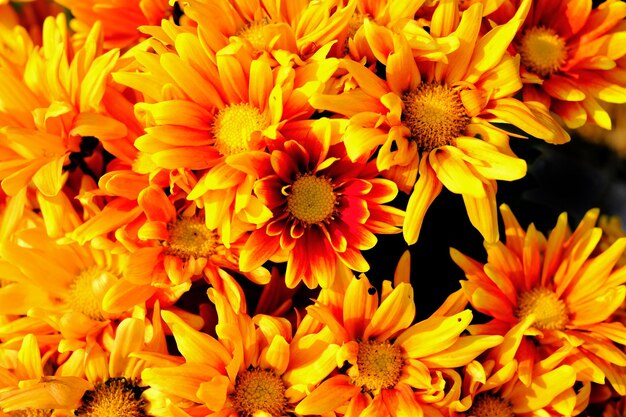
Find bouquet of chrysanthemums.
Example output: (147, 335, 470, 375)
(2, 0, 626, 416)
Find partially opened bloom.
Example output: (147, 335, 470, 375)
(295, 270, 502, 416)
(494, 0, 626, 130)
(239, 119, 404, 289)
(0, 14, 135, 198)
(140, 289, 339, 416)
(452, 204, 626, 394)
(311, 0, 568, 245)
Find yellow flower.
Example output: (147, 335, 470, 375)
(0, 14, 135, 198)
(453, 204, 626, 394)
(310, 0, 569, 245)
(295, 268, 502, 416)
(140, 289, 340, 416)
(113, 22, 339, 243)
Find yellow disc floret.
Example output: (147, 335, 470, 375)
(519, 26, 568, 77)
(237, 18, 270, 51)
(165, 217, 218, 259)
(68, 267, 118, 321)
(516, 287, 569, 330)
(286, 173, 337, 225)
(212, 103, 268, 156)
(402, 83, 470, 152)
(74, 378, 147, 417)
(468, 394, 515, 417)
(232, 368, 287, 417)
(353, 340, 404, 392)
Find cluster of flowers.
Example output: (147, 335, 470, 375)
(1, 0, 626, 416)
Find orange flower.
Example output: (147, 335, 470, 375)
(114, 28, 339, 243)
(452, 204, 626, 394)
(295, 269, 503, 416)
(310, 0, 568, 245)
(0, 14, 136, 198)
(239, 120, 404, 289)
(140, 289, 339, 416)
(493, 0, 626, 130)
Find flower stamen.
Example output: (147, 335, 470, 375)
(74, 378, 147, 417)
(519, 26, 567, 77)
(468, 393, 514, 417)
(286, 173, 337, 225)
(231, 367, 287, 417)
(68, 267, 118, 321)
(165, 217, 218, 260)
(402, 83, 470, 152)
(353, 340, 403, 393)
(212, 103, 268, 156)
(516, 287, 569, 330)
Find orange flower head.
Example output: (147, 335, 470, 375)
(310, 0, 570, 246)
(239, 120, 404, 289)
(295, 269, 503, 416)
(453, 204, 626, 394)
(494, 0, 626, 130)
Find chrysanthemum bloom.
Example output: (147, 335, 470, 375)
(0, 311, 175, 417)
(180, 0, 356, 59)
(452, 204, 626, 394)
(311, 0, 568, 245)
(140, 289, 340, 417)
(114, 25, 339, 242)
(295, 271, 503, 417)
(449, 317, 591, 417)
(239, 120, 404, 289)
(55, 0, 190, 50)
(0, 191, 168, 351)
(492, 0, 626, 130)
(117, 184, 271, 312)
(0, 334, 90, 413)
(0, 14, 136, 198)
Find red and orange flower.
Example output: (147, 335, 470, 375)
(239, 119, 404, 289)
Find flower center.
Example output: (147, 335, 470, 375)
(165, 217, 218, 260)
(231, 368, 287, 417)
(8, 410, 52, 417)
(212, 103, 268, 156)
(237, 18, 270, 51)
(516, 287, 568, 331)
(74, 378, 147, 417)
(68, 267, 119, 321)
(468, 393, 514, 417)
(353, 340, 404, 392)
(402, 83, 470, 152)
(286, 173, 337, 225)
(519, 26, 567, 77)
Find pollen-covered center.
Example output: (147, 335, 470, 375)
(353, 340, 404, 392)
(237, 18, 270, 50)
(212, 103, 268, 156)
(468, 393, 514, 417)
(519, 26, 567, 77)
(74, 377, 147, 417)
(68, 266, 118, 321)
(232, 367, 287, 417)
(516, 287, 568, 330)
(165, 217, 218, 259)
(286, 173, 337, 225)
(402, 83, 470, 152)
(8, 410, 52, 417)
